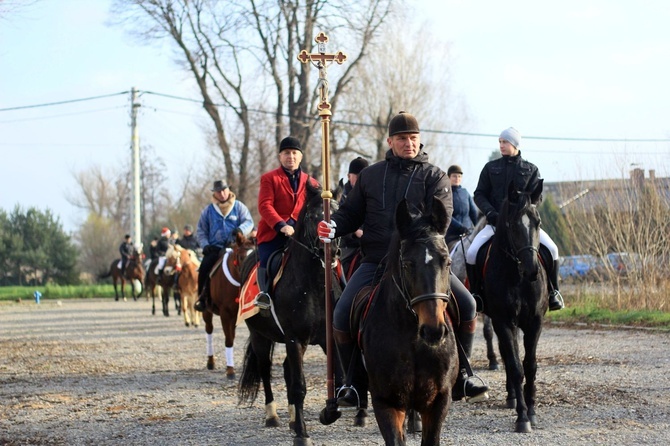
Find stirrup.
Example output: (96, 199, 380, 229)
(253, 292, 271, 310)
(336, 386, 360, 412)
(549, 290, 565, 311)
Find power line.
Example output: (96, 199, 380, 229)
(4, 89, 670, 143)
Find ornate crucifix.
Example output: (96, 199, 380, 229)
(298, 32, 347, 409)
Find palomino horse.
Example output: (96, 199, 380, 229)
(202, 230, 255, 378)
(165, 245, 201, 327)
(145, 258, 181, 317)
(449, 215, 500, 371)
(238, 183, 343, 446)
(357, 198, 458, 446)
(476, 179, 548, 433)
(100, 251, 145, 301)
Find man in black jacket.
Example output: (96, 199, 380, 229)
(119, 234, 134, 275)
(318, 111, 489, 408)
(465, 127, 564, 311)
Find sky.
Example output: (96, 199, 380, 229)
(1, 0, 669, 233)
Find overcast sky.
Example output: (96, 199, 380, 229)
(2, 0, 669, 232)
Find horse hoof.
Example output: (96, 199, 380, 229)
(185, 322, 190, 327)
(529, 413, 537, 427)
(489, 362, 500, 371)
(293, 437, 313, 446)
(265, 416, 280, 428)
(354, 409, 368, 427)
(515, 421, 532, 433)
(226, 367, 235, 380)
(206, 359, 214, 371)
(319, 406, 342, 425)
(123, 297, 127, 302)
(506, 398, 516, 409)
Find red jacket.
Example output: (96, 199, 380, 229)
(256, 167, 320, 244)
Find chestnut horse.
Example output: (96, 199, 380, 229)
(166, 245, 201, 327)
(201, 230, 256, 378)
(100, 251, 144, 301)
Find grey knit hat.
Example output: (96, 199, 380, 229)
(499, 127, 521, 148)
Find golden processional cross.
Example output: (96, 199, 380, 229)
(298, 32, 347, 415)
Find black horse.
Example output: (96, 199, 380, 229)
(359, 198, 459, 446)
(477, 179, 548, 433)
(238, 183, 343, 446)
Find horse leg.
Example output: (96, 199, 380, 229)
(113, 279, 119, 301)
(371, 400, 406, 446)
(483, 315, 500, 370)
(120, 279, 127, 302)
(522, 318, 543, 428)
(203, 311, 215, 370)
(494, 321, 530, 433)
(248, 334, 279, 428)
(161, 287, 169, 317)
(182, 292, 191, 327)
(419, 394, 451, 446)
(283, 341, 312, 445)
(221, 312, 236, 380)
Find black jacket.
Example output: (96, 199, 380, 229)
(177, 234, 199, 251)
(156, 236, 170, 257)
(332, 149, 452, 264)
(119, 242, 134, 260)
(474, 151, 540, 222)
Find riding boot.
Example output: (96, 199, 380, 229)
(548, 259, 565, 311)
(334, 329, 362, 409)
(465, 263, 483, 312)
(453, 324, 489, 402)
(194, 280, 209, 312)
(253, 267, 272, 313)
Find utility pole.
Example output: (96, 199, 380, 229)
(130, 88, 142, 252)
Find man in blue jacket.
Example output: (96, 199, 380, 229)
(193, 180, 254, 312)
(445, 164, 479, 246)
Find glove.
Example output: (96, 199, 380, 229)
(203, 245, 218, 256)
(317, 220, 337, 243)
(486, 211, 499, 227)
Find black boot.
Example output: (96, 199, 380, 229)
(253, 267, 271, 314)
(466, 263, 483, 312)
(334, 329, 361, 409)
(453, 328, 489, 402)
(194, 282, 208, 312)
(548, 259, 565, 311)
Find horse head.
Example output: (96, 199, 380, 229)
(229, 228, 256, 276)
(498, 179, 544, 281)
(292, 182, 340, 262)
(392, 197, 451, 345)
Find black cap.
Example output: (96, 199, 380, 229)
(447, 165, 463, 176)
(279, 136, 302, 153)
(183, 224, 193, 232)
(124, 234, 131, 239)
(388, 111, 420, 136)
(211, 180, 228, 191)
(348, 157, 369, 175)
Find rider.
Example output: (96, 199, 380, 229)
(445, 165, 479, 247)
(155, 228, 171, 276)
(119, 234, 134, 275)
(465, 127, 565, 311)
(177, 224, 200, 253)
(318, 111, 489, 407)
(338, 156, 369, 279)
(193, 181, 254, 313)
(253, 136, 320, 311)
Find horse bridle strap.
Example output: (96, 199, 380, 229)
(410, 292, 450, 306)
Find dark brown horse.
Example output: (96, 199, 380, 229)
(100, 251, 145, 301)
(358, 198, 458, 446)
(145, 258, 180, 317)
(201, 230, 256, 378)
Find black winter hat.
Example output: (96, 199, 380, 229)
(388, 111, 420, 136)
(279, 136, 302, 153)
(447, 165, 463, 176)
(348, 157, 369, 175)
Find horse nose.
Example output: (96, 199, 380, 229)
(419, 323, 446, 345)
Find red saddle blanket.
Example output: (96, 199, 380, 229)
(237, 265, 261, 325)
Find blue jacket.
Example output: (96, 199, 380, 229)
(196, 199, 254, 249)
(446, 185, 479, 239)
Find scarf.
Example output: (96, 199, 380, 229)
(212, 191, 236, 217)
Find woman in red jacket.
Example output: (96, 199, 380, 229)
(254, 136, 319, 310)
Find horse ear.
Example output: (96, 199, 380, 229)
(530, 179, 543, 204)
(395, 199, 412, 233)
(432, 197, 448, 235)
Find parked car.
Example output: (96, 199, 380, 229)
(559, 255, 603, 281)
(605, 252, 641, 276)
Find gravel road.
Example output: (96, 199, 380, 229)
(0, 298, 668, 446)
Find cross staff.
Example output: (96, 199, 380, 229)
(298, 32, 347, 407)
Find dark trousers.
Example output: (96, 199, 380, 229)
(197, 252, 219, 298)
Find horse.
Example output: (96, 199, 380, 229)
(449, 215, 500, 371)
(165, 245, 202, 328)
(202, 230, 255, 377)
(238, 182, 343, 446)
(476, 179, 548, 433)
(100, 250, 145, 301)
(145, 258, 181, 317)
(357, 198, 458, 446)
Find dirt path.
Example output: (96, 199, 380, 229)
(0, 298, 668, 445)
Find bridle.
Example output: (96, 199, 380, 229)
(501, 196, 539, 264)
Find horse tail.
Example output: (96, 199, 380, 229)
(98, 269, 112, 280)
(238, 339, 274, 405)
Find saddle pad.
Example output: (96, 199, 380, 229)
(236, 265, 260, 325)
